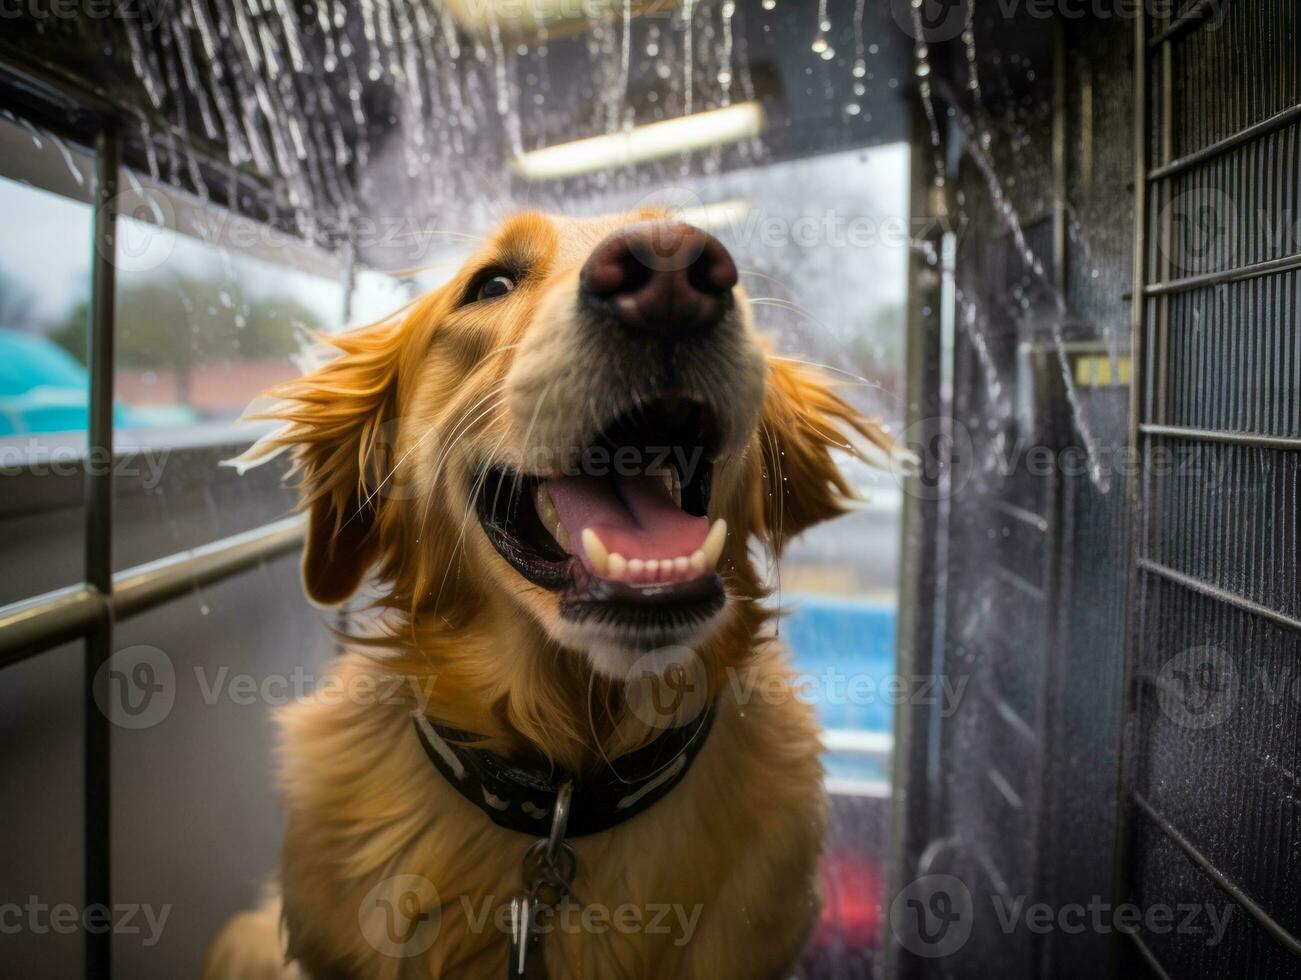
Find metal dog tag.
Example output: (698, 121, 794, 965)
(505, 780, 576, 980)
(508, 893, 542, 978)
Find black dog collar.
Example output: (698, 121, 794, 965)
(411, 706, 715, 838)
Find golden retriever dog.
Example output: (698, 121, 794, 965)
(205, 210, 893, 979)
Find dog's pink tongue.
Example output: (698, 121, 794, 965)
(545, 474, 708, 571)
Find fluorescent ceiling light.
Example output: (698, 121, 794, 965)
(672, 198, 752, 233)
(440, 0, 679, 37)
(513, 102, 764, 181)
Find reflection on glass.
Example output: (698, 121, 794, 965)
(100, 195, 343, 446)
(0, 176, 92, 439)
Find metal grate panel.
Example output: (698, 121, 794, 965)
(1148, 443, 1301, 622)
(1131, 580, 1301, 920)
(1119, 1, 1301, 973)
(1161, 274, 1301, 438)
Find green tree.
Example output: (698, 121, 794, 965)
(51, 272, 322, 407)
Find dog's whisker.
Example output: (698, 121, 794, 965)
(760, 421, 786, 591)
(425, 382, 510, 490)
(770, 355, 887, 392)
(351, 424, 438, 521)
(747, 297, 826, 323)
(508, 377, 560, 507)
(432, 428, 513, 610)
(417, 381, 512, 557)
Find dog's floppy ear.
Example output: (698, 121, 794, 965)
(233, 321, 403, 605)
(753, 356, 897, 554)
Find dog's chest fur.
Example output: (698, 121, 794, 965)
(275, 646, 826, 980)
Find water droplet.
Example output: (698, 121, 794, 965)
(846, 103, 861, 116)
(811, 35, 828, 54)
(821, 47, 836, 60)
(762, 0, 776, 9)
(852, 58, 866, 78)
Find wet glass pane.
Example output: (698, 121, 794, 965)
(107, 178, 347, 570)
(0, 117, 95, 606)
(0, 642, 84, 979)
(109, 555, 334, 978)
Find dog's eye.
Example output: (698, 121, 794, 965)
(476, 274, 515, 301)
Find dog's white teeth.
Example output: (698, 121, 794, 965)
(585, 525, 724, 584)
(533, 484, 572, 552)
(581, 528, 609, 576)
(702, 519, 727, 569)
(597, 544, 718, 583)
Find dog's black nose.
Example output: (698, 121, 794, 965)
(580, 222, 738, 339)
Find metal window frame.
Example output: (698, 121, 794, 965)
(0, 73, 342, 980)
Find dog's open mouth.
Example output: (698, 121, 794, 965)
(476, 397, 727, 633)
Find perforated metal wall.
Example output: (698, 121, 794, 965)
(1116, 2, 1301, 975)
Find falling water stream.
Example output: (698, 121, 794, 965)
(909, 3, 1120, 494)
(9, 0, 1125, 497)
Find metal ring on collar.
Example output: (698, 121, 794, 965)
(545, 779, 573, 863)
